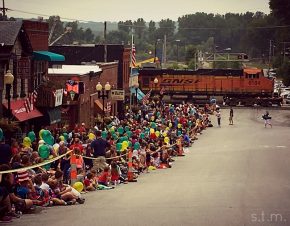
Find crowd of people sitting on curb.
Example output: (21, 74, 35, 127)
(0, 102, 214, 223)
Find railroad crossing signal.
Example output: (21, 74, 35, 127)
(199, 51, 249, 62)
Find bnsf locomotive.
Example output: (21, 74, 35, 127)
(138, 68, 282, 106)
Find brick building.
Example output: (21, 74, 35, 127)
(48, 62, 118, 129)
(0, 21, 40, 132)
(0, 20, 65, 135)
(49, 45, 131, 115)
(23, 20, 65, 130)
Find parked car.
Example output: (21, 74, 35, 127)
(281, 91, 290, 99)
(285, 94, 290, 104)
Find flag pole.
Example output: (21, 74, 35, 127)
(130, 33, 134, 74)
(129, 33, 134, 110)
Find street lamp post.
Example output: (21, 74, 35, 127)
(134, 83, 139, 107)
(4, 70, 14, 124)
(160, 87, 164, 111)
(153, 77, 158, 95)
(154, 39, 161, 63)
(96, 81, 111, 130)
(175, 39, 180, 62)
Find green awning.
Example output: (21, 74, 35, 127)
(130, 87, 145, 101)
(33, 51, 65, 62)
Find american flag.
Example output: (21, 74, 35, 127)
(160, 87, 165, 95)
(131, 44, 136, 67)
(24, 90, 38, 113)
(106, 101, 111, 114)
(142, 89, 152, 105)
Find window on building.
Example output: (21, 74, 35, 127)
(143, 78, 150, 88)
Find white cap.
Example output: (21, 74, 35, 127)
(38, 140, 45, 144)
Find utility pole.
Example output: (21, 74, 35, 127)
(1, 0, 8, 18)
(269, 40, 272, 65)
(104, 21, 107, 63)
(283, 42, 286, 62)
(163, 34, 167, 65)
(268, 40, 273, 75)
(175, 39, 180, 62)
(194, 52, 197, 70)
(272, 44, 275, 59)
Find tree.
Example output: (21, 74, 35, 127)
(269, 0, 290, 23)
(242, 12, 274, 57)
(277, 61, 290, 86)
(133, 18, 146, 39)
(177, 13, 217, 45)
(107, 30, 129, 44)
(168, 63, 180, 69)
(156, 19, 175, 39)
(188, 59, 197, 69)
(272, 55, 284, 68)
(148, 21, 156, 43)
(47, 16, 64, 45)
(64, 21, 81, 44)
(185, 45, 197, 63)
(118, 20, 133, 33)
(84, 28, 94, 43)
(94, 35, 101, 44)
(0, 13, 7, 21)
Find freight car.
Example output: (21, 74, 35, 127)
(138, 68, 282, 106)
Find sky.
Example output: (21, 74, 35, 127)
(6, 0, 271, 22)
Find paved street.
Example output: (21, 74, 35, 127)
(9, 108, 290, 226)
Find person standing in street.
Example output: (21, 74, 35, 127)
(262, 111, 272, 128)
(229, 107, 234, 125)
(90, 130, 110, 172)
(216, 109, 221, 127)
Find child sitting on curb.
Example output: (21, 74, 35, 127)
(110, 162, 120, 185)
(49, 171, 84, 205)
(98, 167, 112, 187)
(83, 173, 96, 191)
(40, 173, 66, 206)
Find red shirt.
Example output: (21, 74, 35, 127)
(84, 178, 91, 187)
(150, 133, 157, 140)
(79, 126, 86, 133)
(74, 126, 80, 133)
(98, 171, 109, 183)
(111, 170, 119, 181)
(70, 143, 84, 153)
(11, 147, 18, 155)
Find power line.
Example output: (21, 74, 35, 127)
(8, 8, 89, 22)
(7, 8, 290, 30)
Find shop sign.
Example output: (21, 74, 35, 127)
(111, 89, 125, 101)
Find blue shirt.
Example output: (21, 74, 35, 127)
(91, 138, 110, 157)
(0, 143, 12, 165)
(184, 134, 190, 143)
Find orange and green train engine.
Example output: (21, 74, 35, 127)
(138, 68, 282, 106)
